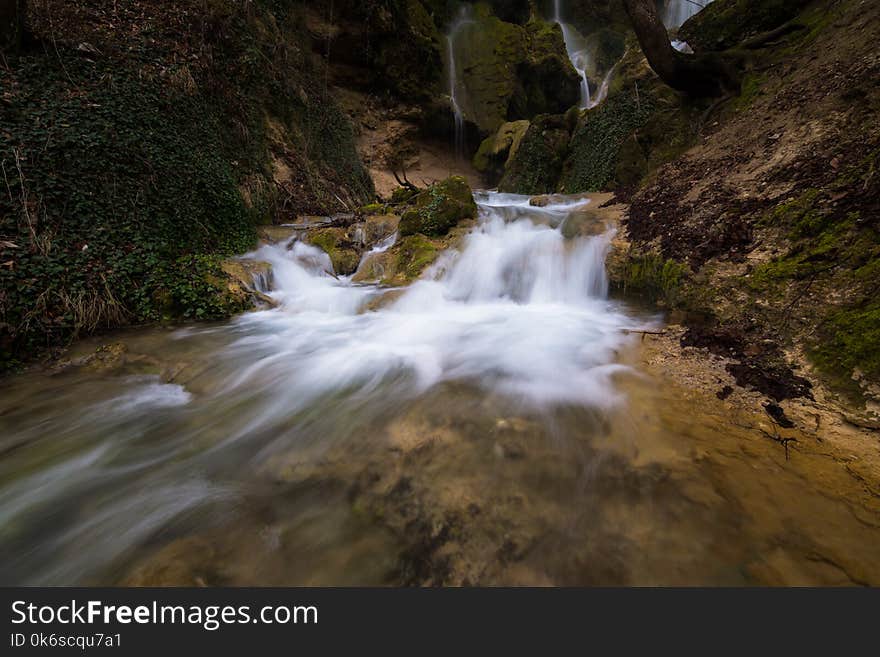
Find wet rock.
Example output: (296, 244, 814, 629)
(398, 177, 477, 238)
(529, 194, 551, 207)
(305, 227, 361, 276)
(473, 120, 530, 185)
(256, 225, 297, 245)
(452, 12, 579, 135)
(220, 259, 277, 307)
(512, 21, 582, 120)
(561, 208, 608, 239)
(362, 214, 400, 246)
(499, 114, 572, 194)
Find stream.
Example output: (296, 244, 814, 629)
(1, 193, 878, 586)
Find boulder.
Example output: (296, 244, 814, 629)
(305, 227, 362, 276)
(398, 177, 478, 237)
(473, 120, 530, 185)
(498, 114, 572, 194)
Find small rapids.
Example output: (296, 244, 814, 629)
(0, 192, 645, 585)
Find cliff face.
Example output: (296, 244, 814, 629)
(0, 0, 373, 367)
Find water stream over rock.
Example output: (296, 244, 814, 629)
(1, 192, 878, 586)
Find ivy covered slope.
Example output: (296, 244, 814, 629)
(0, 0, 373, 369)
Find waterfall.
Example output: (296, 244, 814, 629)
(553, 1, 592, 109)
(446, 8, 473, 159)
(660, 0, 715, 30)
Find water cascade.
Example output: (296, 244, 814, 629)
(553, 0, 592, 109)
(445, 8, 473, 159)
(0, 193, 645, 585)
(660, 0, 715, 30)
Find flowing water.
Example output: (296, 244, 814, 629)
(445, 8, 473, 160)
(553, 0, 593, 109)
(2, 193, 879, 586)
(660, 0, 716, 30)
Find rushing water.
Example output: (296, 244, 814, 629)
(553, 0, 593, 108)
(2, 191, 879, 586)
(0, 193, 645, 585)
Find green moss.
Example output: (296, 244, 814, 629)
(360, 203, 387, 215)
(308, 228, 360, 276)
(734, 73, 768, 110)
(398, 177, 477, 237)
(472, 120, 529, 178)
(679, 0, 812, 51)
(498, 114, 571, 194)
(811, 299, 880, 401)
(394, 235, 439, 281)
(617, 253, 688, 307)
(749, 191, 860, 289)
(454, 10, 527, 134)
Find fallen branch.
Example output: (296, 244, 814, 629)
(392, 166, 419, 193)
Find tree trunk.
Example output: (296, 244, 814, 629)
(622, 0, 740, 97)
(0, 0, 27, 52)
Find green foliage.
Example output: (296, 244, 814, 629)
(161, 255, 252, 321)
(0, 0, 373, 369)
(561, 91, 654, 193)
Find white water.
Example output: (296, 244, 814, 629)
(446, 8, 473, 159)
(235, 193, 640, 412)
(0, 192, 649, 584)
(553, 0, 592, 109)
(661, 0, 715, 30)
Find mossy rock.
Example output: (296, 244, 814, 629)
(362, 214, 401, 246)
(453, 9, 528, 135)
(610, 250, 689, 308)
(510, 20, 581, 120)
(306, 228, 361, 276)
(560, 90, 654, 193)
(679, 0, 812, 52)
(393, 234, 441, 281)
(473, 120, 530, 184)
(498, 114, 572, 194)
(581, 28, 626, 83)
(398, 177, 478, 238)
(353, 234, 440, 285)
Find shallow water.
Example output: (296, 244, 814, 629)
(1, 192, 878, 586)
